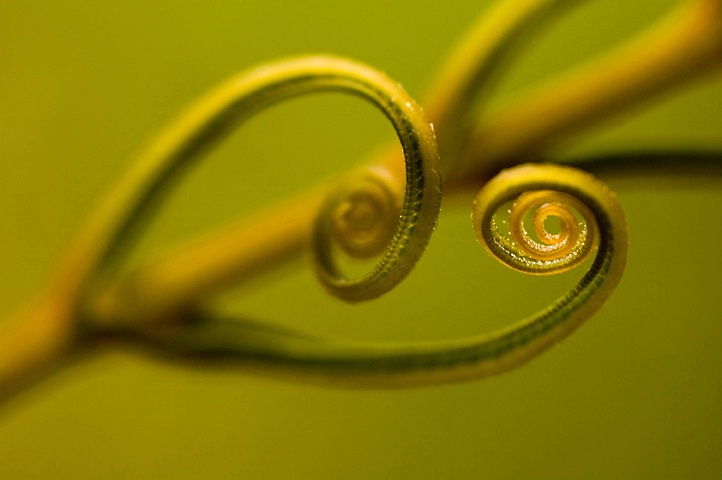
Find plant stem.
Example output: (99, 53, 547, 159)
(457, 0, 722, 182)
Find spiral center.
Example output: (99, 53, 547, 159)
(542, 215, 561, 236)
(335, 193, 383, 237)
(326, 172, 400, 260)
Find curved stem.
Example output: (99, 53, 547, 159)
(129, 165, 626, 387)
(0, 56, 440, 395)
(79, 55, 440, 322)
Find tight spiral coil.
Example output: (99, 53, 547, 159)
(481, 188, 598, 275)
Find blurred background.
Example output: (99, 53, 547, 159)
(1, 0, 721, 478)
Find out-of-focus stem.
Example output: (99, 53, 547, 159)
(424, 0, 580, 172)
(89, 187, 324, 327)
(0, 290, 80, 397)
(456, 0, 722, 183)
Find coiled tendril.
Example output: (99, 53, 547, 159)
(140, 163, 628, 387)
(473, 163, 625, 284)
(318, 166, 401, 261)
(311, 94, 441, 303)
(55, 55, 441, 319)
(479, 188, 598, 275)
(40, 55, 624, 389)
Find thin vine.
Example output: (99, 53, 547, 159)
(1, 0, 720, 399)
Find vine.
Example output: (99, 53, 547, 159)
(1, 0, 720, 398)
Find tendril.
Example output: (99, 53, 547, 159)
(472, 164, 616, 278)
(310, 97, 441, 303)
(477, 188, 598, 275)
(64, 55, 439, 320)
(316, 166, 400, 261)
(136, 163, 628, 387)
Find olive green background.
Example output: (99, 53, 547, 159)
(1, 1, 721, 478)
